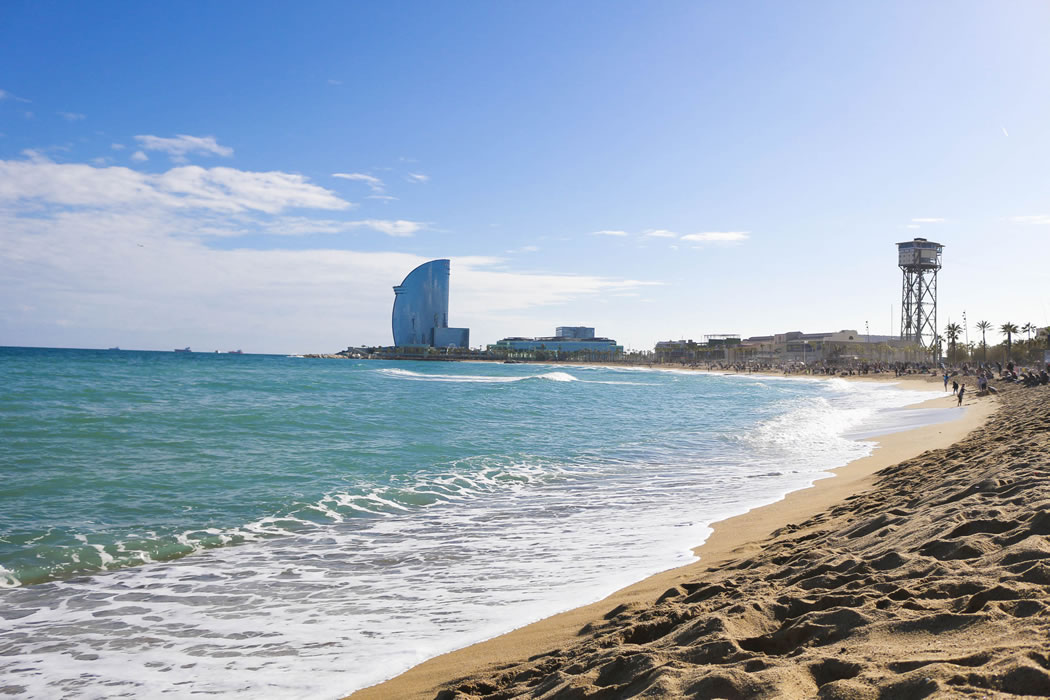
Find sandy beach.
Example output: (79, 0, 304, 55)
(350, 376, 1050, 699)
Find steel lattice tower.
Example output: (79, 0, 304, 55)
(897, 238, 943, 352)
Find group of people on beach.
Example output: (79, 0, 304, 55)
(944, 373, 967, 406)
(942, 360, 1050, 404)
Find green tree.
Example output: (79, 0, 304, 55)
(1021, 323, 1037, 362)
(944, 323, 962, 365)
(1000, 322, 1019, 362)
(975, 320, 991, 362)
(932, 334, 944, 363)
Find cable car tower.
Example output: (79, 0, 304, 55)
(897, 237, 943, 352)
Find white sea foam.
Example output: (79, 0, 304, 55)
(376, 367, 650, 385)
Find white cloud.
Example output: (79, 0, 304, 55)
(910, 217, 944, 223)
(111, 143, 126, 151)
(131, 150, 148, 162)
(1010, 215, 1050, 225)
(406, 173, 429, 183)
(592, 229, 628, 237)
(0, 89, 31, 103)
(367, 194, 398, 201)
(258, 217, 422, 237)
(451, 262, 661, 317)
(643, 229, 678, 238)
(134, 134, 234, 162)
(356, 219, 422, 237)
(58, 111, 85, 121)
(332, 172, 385, 192)
(680, 231, 749, 242)
(0, 157, 350, 215)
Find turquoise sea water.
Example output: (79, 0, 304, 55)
(0, 347, 951, 698)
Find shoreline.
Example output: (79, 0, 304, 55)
(348, 374, 996, 699)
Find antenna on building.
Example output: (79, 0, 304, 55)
(896, 238, 943, 353)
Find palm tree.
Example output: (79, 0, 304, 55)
(944, 322, 962, 365)
(1000, 322, 1019, 362)
(976, 320, 991, 362)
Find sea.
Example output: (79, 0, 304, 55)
(0, 347, 955, 698)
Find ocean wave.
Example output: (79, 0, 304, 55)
(1, 454, 591, 587)
(376, 367, 649, 385)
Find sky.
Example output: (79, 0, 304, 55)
(2, 1, 1048, 354)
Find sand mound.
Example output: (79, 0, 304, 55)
(437, 384, 1050, 699)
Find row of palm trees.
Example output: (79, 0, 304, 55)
(941, 320, 1044, 364)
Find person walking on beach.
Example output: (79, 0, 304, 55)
(944, 372, 950, 391)
(957, 384, 965, 406)
(952, 379, 959, 395)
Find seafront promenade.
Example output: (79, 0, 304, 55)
(353, 378, 1050, 699)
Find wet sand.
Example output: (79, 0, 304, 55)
(348, 376, 1047, 699)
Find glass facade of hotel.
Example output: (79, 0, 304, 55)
(391, 259, 469, 348)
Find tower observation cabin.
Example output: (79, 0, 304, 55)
(896, 238, 943, 353)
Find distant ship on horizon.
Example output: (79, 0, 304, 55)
(227, 350, 243, 354)
(174, 347, 191, 353)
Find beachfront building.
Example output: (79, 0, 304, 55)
(392, 259, 470, 348)
(488, 327, 622, 360)
(729, 330, 921, 365)
(654, 335, 741, 364)
(555, 326, 595, 339)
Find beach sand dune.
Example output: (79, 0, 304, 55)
(434, 384, 1050, 699)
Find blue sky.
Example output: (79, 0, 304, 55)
(2, 1, 1048, 353)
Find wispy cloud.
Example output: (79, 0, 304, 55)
(58, 111, 86, 121)
(680, 231, 749, 243)
(405, 173, 429, 183)
(131, 150, 148, 162)
(506, 245, 540, 254)
(332, 172, 385, 193)
(0, 156, 349, 215)
(261, 217, 423, 237)
(355, 219, 422, 237)
(134, 134, 233, 162)
(592, 229, 628, 237)
(1011, 215, 1050, 225)
(643, 229, 678, 238)
(110, 143, 126, 151)
(910, 217, 945, 224)
(906, 224, 920, 229)
(327, 79, 343, 86)
(0, 89, 32, 103)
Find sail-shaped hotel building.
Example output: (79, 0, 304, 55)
(391, 259, 470, 348)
